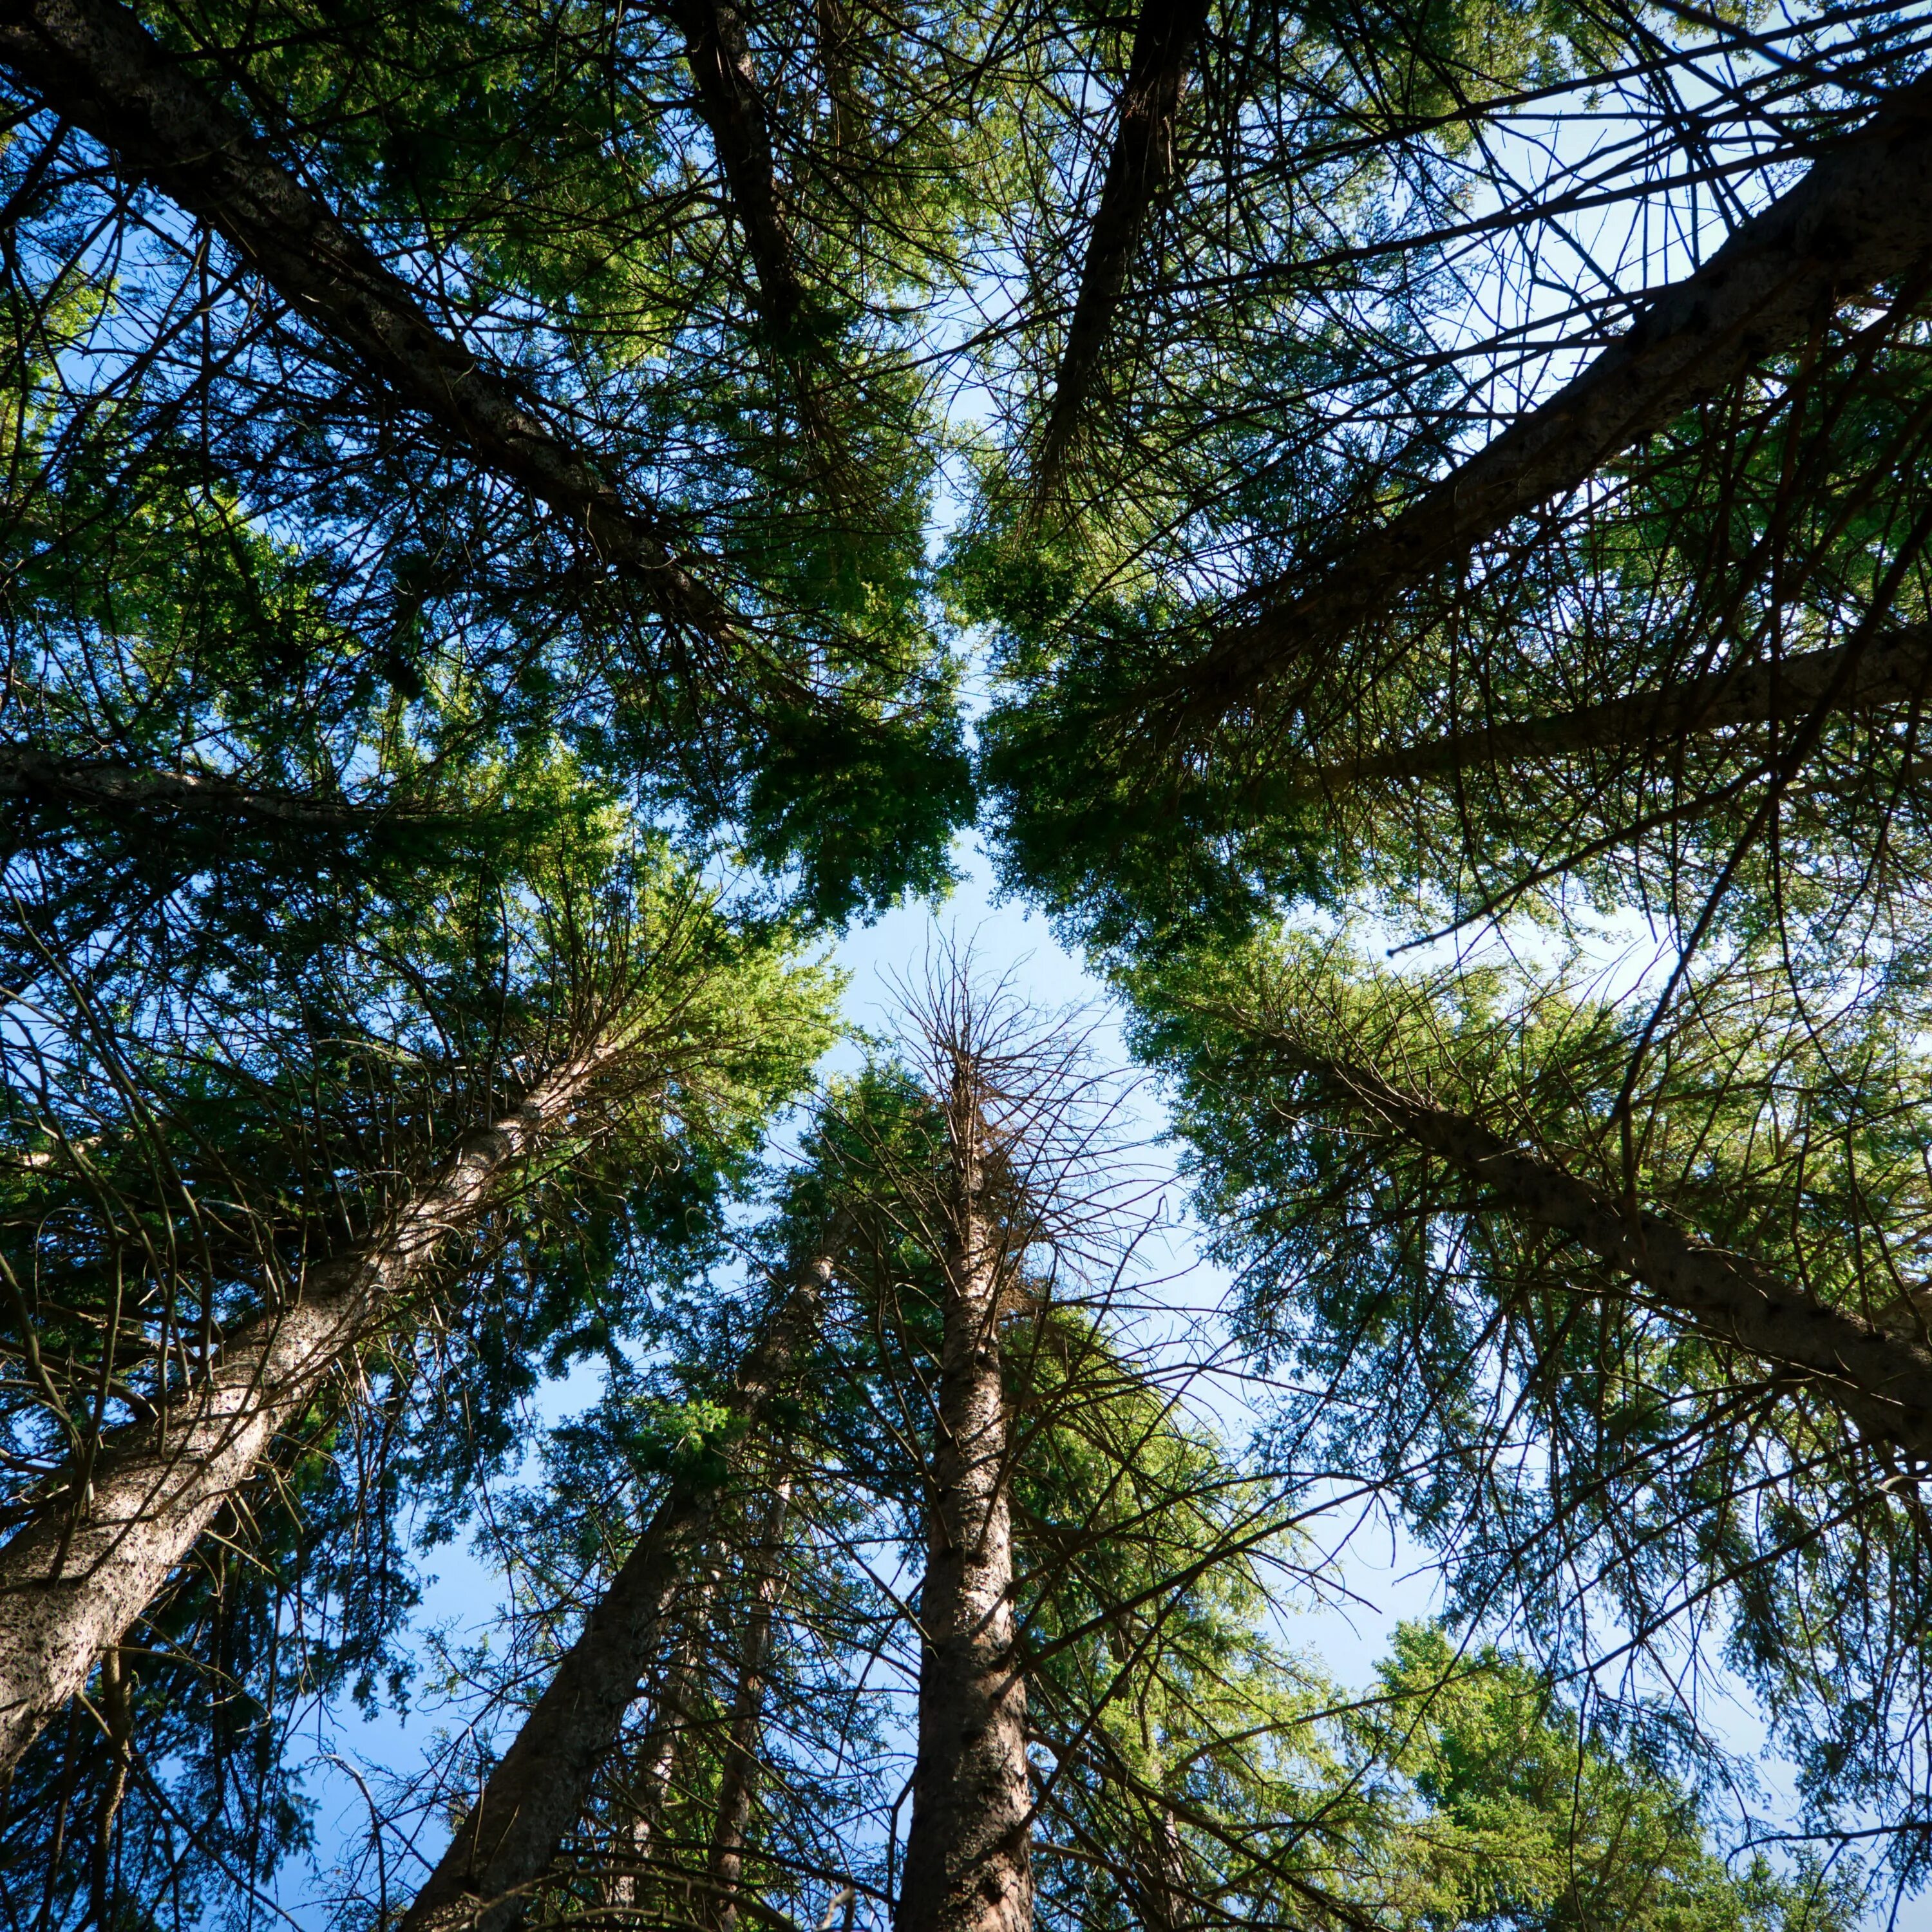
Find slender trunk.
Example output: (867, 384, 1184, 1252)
(0, 1045, 616, 1771)
(667, 0, 804, 339)
(663, 0, 847, 480)
(0, 743, 431, 832)
(1132, 1804, 1193, 1932)
(400, 1265, 824, 1932)
(706, 1476, 794, 1931)
(1294, 623, 1932, 797)
(811, 0, 866, 164)
(895, 1086, 1032, 1932)
(1302, 1046, 1932, 1459)
(609, 1575, 716, 1910)
(1034, 0, 1211, 501)
(1173, 70, 1932, 713)
(0, 0, 737, 647)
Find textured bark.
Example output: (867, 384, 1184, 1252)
(706, 1476, 794, 1932)
(1175, 70, 1932, 712)
(1034, 0, 1211, 500)
(1307, 1049, 1932, 1461)
(1295, 622, 1932, 797)
(0, 1046, 617, 1772)
(0, 744, 429, 831)
(0, 0, 739, 645)
(895, 1089, 1032, 1932)
(399, 1265, 824, 1932)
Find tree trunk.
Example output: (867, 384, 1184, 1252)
(1034, 0, 1211, 501)
(1173, 70, 1932, 713)
(666, 0, 804, 340)
(1294, 623, 1932, 797)
(0, 1044, 619, 1772)
(0, 743, 431, 832)
(895, 1081, 1032, 1932)
(607, 1573, 717, 1912)
(400, 1264, 824, 1932)
(706, 1475, 794, 1931)
(0, 0, 739, 647)
(1302, 1046, 1932, 1460)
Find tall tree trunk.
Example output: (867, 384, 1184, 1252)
(666, 0, 804, 341)
(607, 1573, 717, 1911)
(895, 1079, 1032, 1932)
(1034, 0, 1212, 502)
(1291, 622, 1932, 798)
(1294, 1043, 1932, 1459)
(0, 0, 740, 647)
(662, 0, 848, 481)
(705, 1475, 794, 1931)
(1168, 70, 1932, 715)
(400, 1264, 825, 1932)
(0, 1043, 621, 1771)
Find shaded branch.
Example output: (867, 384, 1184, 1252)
(0, 743, 443, 833)
(1282, 1039, 1932, 1463)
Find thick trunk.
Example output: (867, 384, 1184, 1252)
(1296, 623, 1932, 797)
(706, 1477, 794, 1932)
(1034, 0, 1211, 500)
(1175, 71, 1932, 712)
(0, 0, 737, 646)
(400, 1267, 823, 1932)
(1306, 1048, 1932, 1460)
(0, 1046, 615, 1771)
(895, 1098, 1032, 1932)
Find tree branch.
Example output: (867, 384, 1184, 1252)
(1291, 621, 1932, 797)
(1291, 1042, 1932, 1463)
(0, 744, 439, 833)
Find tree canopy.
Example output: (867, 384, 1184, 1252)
(2, 0, 1931, 1925)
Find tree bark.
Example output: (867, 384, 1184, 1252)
(0, 0, 741, 647)
(706, 1475, 794, 1932)
(1034, 0, 1211, 502)
(1293, 621, 1932, 797)
(607, 1571, 717, 1911)
(667, 0, 805, 342)
(1299, 1045, 1932, 1461)
(399, 1264, 825, 1932)
(0, 743, 432, 832)
(0, 1043, 619, 1772)
(661, 0, 850, 481)
(895, 1080, 1032, 1932)
(1172, 70, 1932, 714)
